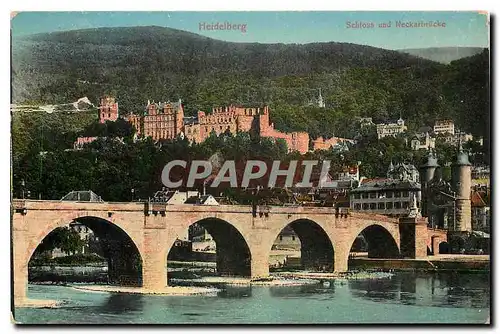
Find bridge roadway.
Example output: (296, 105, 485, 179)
(12, 199, 444, 306)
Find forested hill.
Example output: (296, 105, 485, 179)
(398, 47, 484, 64)
(12, 26, 489, 143)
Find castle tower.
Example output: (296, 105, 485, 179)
(451, 143, 472, 232)
(258, 105, 271, 134)
(420, 151, 440, 186)
(99, 96, 119, 123)
(419, 151, 440, 217)
(175, 99, 184, 137)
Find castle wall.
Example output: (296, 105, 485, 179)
(312, 136, 355, 151)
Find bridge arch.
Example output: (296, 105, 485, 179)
(165, 217, 252, 277)
(347, 223, 401, 263)
(268, 218, 335, 272)
(21, 213, 145, 292)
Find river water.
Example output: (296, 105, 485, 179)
(14, 271, 489, 324)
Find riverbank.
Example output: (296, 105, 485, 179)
(15, 298, 60, 308)
(170, 276, 320, 286)
(71, 285, 220, 295)
(274, 271, 394, 280)
(349, 255, 490, 271)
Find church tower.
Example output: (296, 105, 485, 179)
(451, 141, 472, 232)
(317, 89, 325, 108)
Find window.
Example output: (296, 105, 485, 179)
(369, 192, 376, 199)
(370, 203, 376, 210)
(279, 235, 283, 241)
(386, 202, 393, 209)
(362, 193, 369, 199)
(354, 203, 361, 210)
(403, 202, 410, 209)
(292, 236, 296, 241)
(108, 113, 111, 117)
(394, 191, 401, 198)
(378, 202, 385, 210)
(362, 203, 369, 210)
(354, 193, 360, 199)
(394, 202, 401, 209)
(386, 191, 393, 198)
(402, 191, 409, 197)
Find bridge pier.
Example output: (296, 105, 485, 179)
(334, 242, 349, 273)
(13, 222, 29, 307)
(142, 229, 167, 290)
(250, 249, 269, 279)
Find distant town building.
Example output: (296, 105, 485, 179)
(471, 190, 490, 232)
(184, 194, 219, 205)
(50, 190, 103, 258)
(433, 119, 455, 135)
(151, 189, 200, 205)
(376, 118, 407, 139)
(472, 165, 490, 188)
(337, 164, 361, 183)
(49, 221, 94, 258)
(73, 136, 98, 150)
(273, 225, 301, 251)
(409, 130, 436, 151)
(387, 161, 420, 183)
(358, 117, 375, 128)
(60, 190, 103, 202)
(350, 178, 421, 216)
(99, 96, 119, 123)
(350, 162, 421, 216)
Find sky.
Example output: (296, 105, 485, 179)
(11, 11, 489, 50)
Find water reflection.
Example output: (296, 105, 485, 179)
(18, 272, 490, 324)
(218, 286, 252, 298)
(270, 282, 335, 298)
(348, 272, 490, 309)
(98, 293, 145, 314)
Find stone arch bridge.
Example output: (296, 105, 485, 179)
(12, 199, 433, 306)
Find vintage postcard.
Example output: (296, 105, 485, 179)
(11, 11, 490, 324)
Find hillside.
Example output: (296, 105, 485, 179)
(11, 26, 489, 143)
(398, 47, 484, 64)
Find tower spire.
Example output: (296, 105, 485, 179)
(317, 88, 325, 108)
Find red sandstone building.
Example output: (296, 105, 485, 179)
(127, 102, 309, 154)
(78, 96, 327, 155)
(99, 96, 119, 123)
(126, 100, 184, 141)
(183, 105, 309, 154)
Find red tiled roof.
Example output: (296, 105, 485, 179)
(471, 191, 488, 207)
(361, 178, 389, 184)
